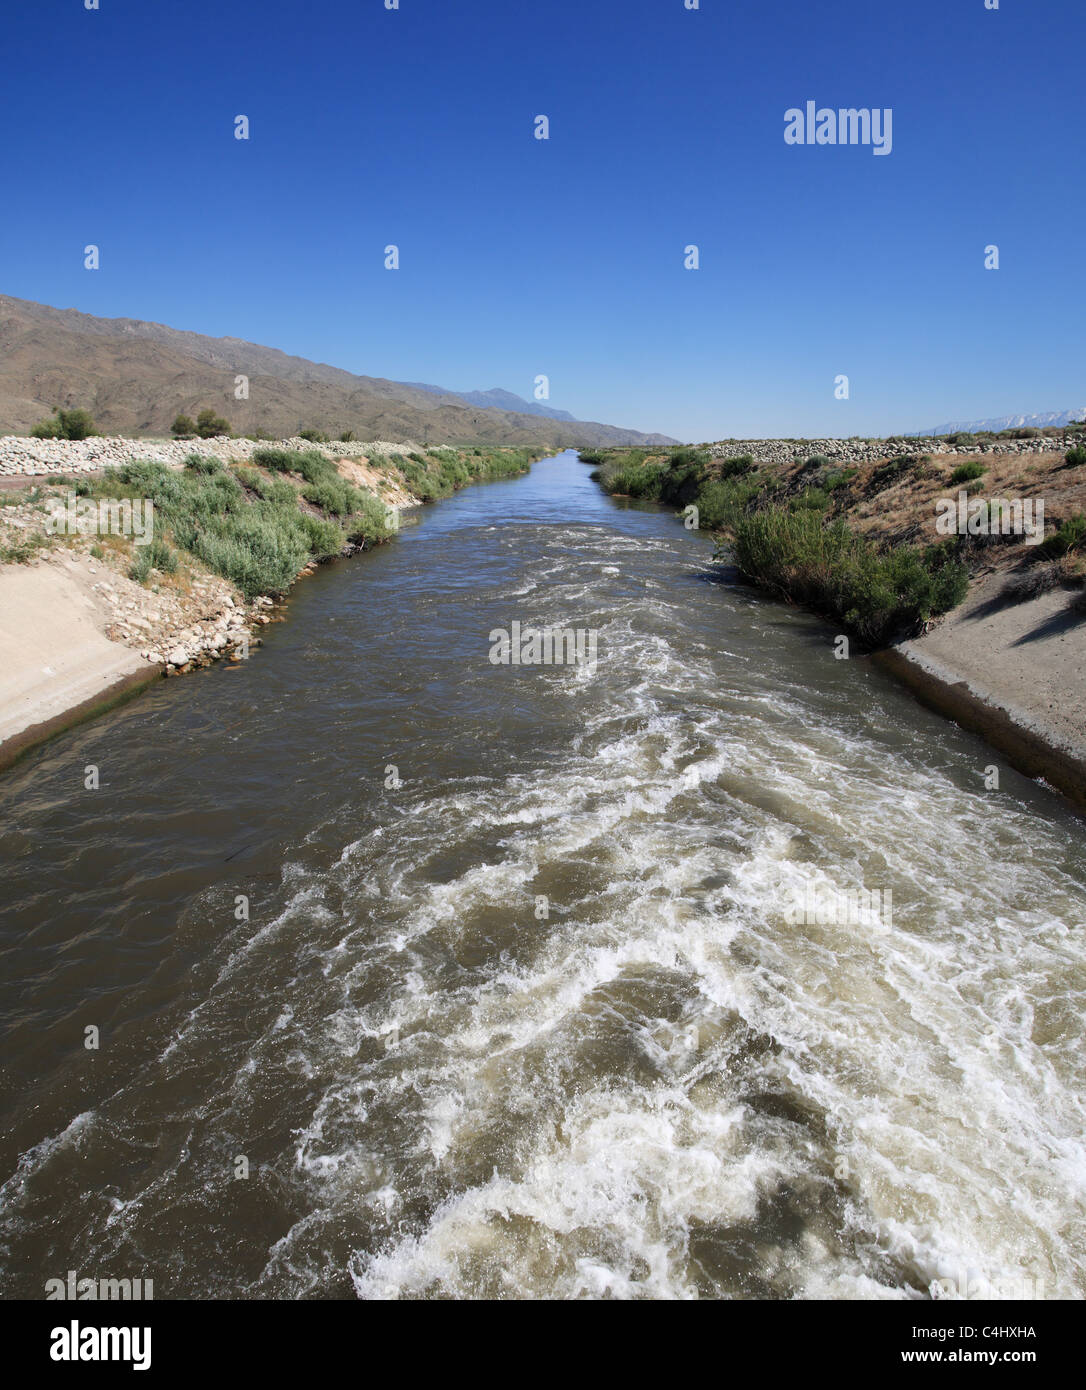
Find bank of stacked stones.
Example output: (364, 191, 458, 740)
(0, 435, 425, 477)
(704, 433, 1081, 468)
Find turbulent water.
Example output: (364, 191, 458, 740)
(1, 451, 1084, 1301)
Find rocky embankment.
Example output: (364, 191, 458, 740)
(706, 433, 1079, 468)
(0, 434, 424, 477)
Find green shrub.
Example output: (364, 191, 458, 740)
(58, 408, 97, 440)
(668, 447, 708, 469)
(183, 454, 223, 475)
(728, 508, 969, 646)
(950, 461, 987, 484)
(1064, 446, 1086, 467)
(235, 467, 297, 505)
(790, 488, 830, 512)
(29, 407, 97, 440)
(195, 407, 231, 439)
(128, 538, 179, 583)
(391, 446, 533, 504)
(606, 461, 665, 499)
(171, 414, 196, 438)
(344, 492, 396, 545)
(872, 455, 925, 490)
(297, 514, 346, 559)
(718, 455, 757, 479)
(252, 447, 333, 483)
(694, 476, 763, 530)
(1039, 514, 1086, 559)
(301, 478, 366, 516)
(298, 428, 329, 443)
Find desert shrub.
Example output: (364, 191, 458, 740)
(656, 453, 707, 507)
(195, 407, 231, 439)
(950, 461, 987, 484)
(694, 476, 763, 530)
(729, 508, 969, 645)
(668, 447, 708, 469)
(251, 447, 300, 473)
(58, 408, 97, 440)
(298, 428, 329, 443)
(252, 447, 333, 483)
(344, 492, 396, 544)
(235, 468, 297, 505)
(944, 432, 975, 446)
(1038, 514, 1086, 559)
(717, 455, 757, 479)
(605, 461, 666, 499)
(1064, 446, 1086, 467)
(128, 538, 179, 583)
(391, 446, 532, 503)
(30, 407, 97, 440)
(183, 454, 223, 475)
(171, 414, 196, 438)
(301, 477, 368, 516)
(296, 514, 346, 559)
(82, 455, 401, 597)
(872, 455, 925, 490)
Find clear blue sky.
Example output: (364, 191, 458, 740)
(1, 0, 1082, 441)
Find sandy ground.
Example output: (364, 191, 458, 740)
(0, 551, 149, 753)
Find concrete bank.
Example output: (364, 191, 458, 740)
(877, 574, 1086, 812)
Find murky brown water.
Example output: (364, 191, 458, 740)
(1, 451, 1083, 1299)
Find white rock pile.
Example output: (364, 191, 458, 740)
(0, 435, 425, 477)
(706, 433, 1082, 468)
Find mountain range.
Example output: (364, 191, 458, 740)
(0, 294, 677, 448)
(911, 409, 1086, 436)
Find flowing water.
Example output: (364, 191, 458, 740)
(1, 451, 1084, 1301)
